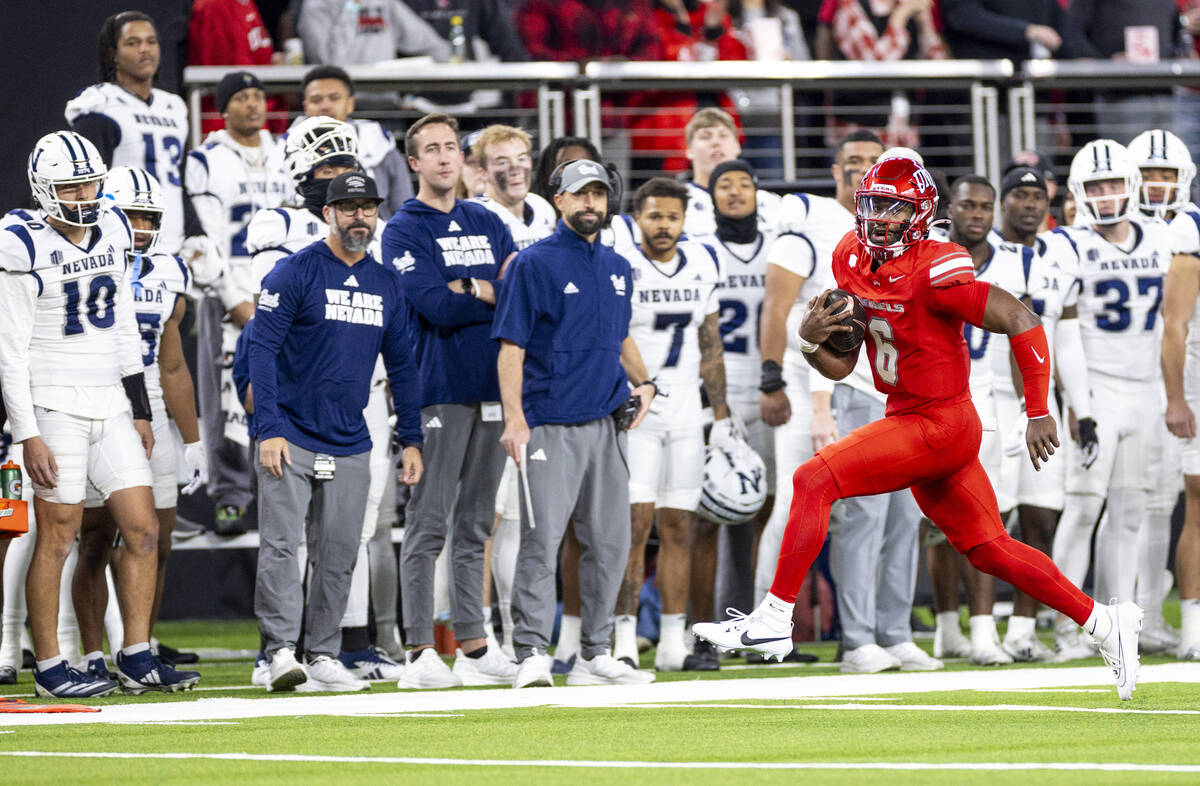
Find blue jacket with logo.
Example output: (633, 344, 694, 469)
(492, 221, 633, 427)
(248, 240, 422, 456)
(381, 197, 517, 405)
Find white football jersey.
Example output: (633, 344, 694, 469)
(625, 239, 722, 391)
(130, 252, 190, 402)
(1168, 203, 1200, 355)
(0, 206, 141, 440)
(702, 226, 777, 403)
(65, 83, 189, 253)
(1046, 221, 1171, 382)
(245, 205, 385, 291)
(684, 181, 781, 238)
(472, 193, 555, 251)
(770, 193, 848, 360)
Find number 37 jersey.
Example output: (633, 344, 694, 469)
(1042, 221, 1169, 382)
(832, 233, 987, 416)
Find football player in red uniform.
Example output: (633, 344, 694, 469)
(694, 157, 1144, 700)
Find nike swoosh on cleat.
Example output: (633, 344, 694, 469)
(740, 632, 791, 647)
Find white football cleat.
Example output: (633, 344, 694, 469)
(933, 626, 972, 659)
(566, 652, 655, 686)
(970, 641, 1014, 666)
(884, 641, 944, 671)
(1002, 633, 1055, 662)
(691, 608, 793, 661)
(840, 644, 901, 674)
(452, 647, 519, 686)
(1093, 601, 1143, 701)
(1138, 620, 1180, 654)
(1053, 626, 1099, 662)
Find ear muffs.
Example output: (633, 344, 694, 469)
(549, 158, 622, 228)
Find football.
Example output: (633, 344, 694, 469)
(821, 289, 867, 353)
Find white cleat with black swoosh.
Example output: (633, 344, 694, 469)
(1093, 601, 1144, 701)
(691, 608, 794, 661)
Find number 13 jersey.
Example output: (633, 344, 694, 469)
(831, 232, 988, 417)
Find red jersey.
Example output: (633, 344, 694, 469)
(831, 233, 990, 416)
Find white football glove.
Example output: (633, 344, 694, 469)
(180, 441, 209, 495)
(180, 234, 225, 289)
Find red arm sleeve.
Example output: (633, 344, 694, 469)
(929, 278, 991, 326)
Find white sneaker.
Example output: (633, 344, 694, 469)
(251, 653, 269, 687)
(691, 609, 793, 661)
(299, 655, 370, 692)
(840, 644, 902, 674)
(970, 640, 1014, 666)
(268, 647, 307, 692)
(452, 647, 519, 686)
(339, 648, 406, 681)
(566, 652, 656, 686)
(1139, 620, 1180, 654)
(933, 627, 971, 659)
(654, 643, 687, 672)
(1179, 644, 1200, 660)
(513, 651, 554, 688)
(1002, 633, 1055, 662)
(1053, 626, 1099, 662)
(884, 642, 944, 671)
(1093, 601, 1143, 701)
(397, 648, 462, 690)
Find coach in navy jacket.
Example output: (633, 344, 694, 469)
(248, 172, 423, 681)
(379, 113, 518, 686)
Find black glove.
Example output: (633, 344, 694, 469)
(1077, 417, 1099, 470)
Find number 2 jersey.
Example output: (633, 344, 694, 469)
(0, 207, 142, 441)
(65, 83, 189, 253)
(831, 233, 988, 416)
(131, 251, 191, 402)
(1042, 220, 1170, 382)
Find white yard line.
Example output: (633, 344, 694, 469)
(611, 702, 1200, 715)
(0, 751, 1199, 773)
(0, 662, 1196, 727)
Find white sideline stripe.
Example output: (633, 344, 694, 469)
(108, 721, 241, 726)
(611, 702, 1200, 715)
(352, 713, 465, 718)
(2, 751, 1200, 773)
(2, 663, 1197, 727)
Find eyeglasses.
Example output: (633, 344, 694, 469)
(333, 201, 379, 216)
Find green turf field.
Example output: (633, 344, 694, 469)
(2, 616, 1199, 784)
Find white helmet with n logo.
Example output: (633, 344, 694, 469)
(1068, 139, 1140, 226)
(1128, 129, 1195, 218)
(698, 440, 767, 526)
(27, 131, 107, 227)
(105, 166, 164, 251)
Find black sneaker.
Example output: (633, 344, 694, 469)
(0, 665, 16, 685)
(214, 505, 248, 536)
(682, 640, 720, 671)
(157, 642, 199, 665)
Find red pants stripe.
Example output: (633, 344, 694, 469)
(769, 399, 1094, 626)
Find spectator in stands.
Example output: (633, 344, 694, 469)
(299, 65, 413, 220)
(299, 0, 451, 66)
(940, 0, 1086, 62)
(188, 0, 287, 134)
(405, 0, 528, 61)
(1070, 0, 1180, 141)
(814, 0, 948, 148)
(516, 0, 664, 62)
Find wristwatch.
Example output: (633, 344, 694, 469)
(460, 277, 476, 297)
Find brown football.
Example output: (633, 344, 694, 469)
(821, 289, 867, 353)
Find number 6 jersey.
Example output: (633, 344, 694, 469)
(0, 206, 142, 441)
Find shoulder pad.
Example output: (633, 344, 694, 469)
(64, 84, 109, 121)
(246, 207, 291, 253)
(0, 216, 37, 272)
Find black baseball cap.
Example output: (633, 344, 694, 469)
(1005, 150, 1054, 184)
(216, 71, 266, 113)
(1001, 166, 1048, 199)
(325, 171, 383, 205)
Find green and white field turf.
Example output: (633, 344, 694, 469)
(2, 612, 1199, 785)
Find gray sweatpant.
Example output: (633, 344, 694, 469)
(255, 441, 371, 658)
(513, 418, 630, 661)
(401, 403, 506, 644)
(197, 296, 254, 511)
(828, 386, 920, 649)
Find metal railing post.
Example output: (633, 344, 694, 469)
(573, 82, 601, 152)
(537, 85, 566, 147)
(1008, 80, 1035, 158)
(971, 82, 1001, 189)
(781, 83, 796, 182)
(188, 88, 202, 149)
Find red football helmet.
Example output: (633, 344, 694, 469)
(854, 157, 939, 260)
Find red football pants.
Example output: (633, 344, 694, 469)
(769, 399, 1094, 625)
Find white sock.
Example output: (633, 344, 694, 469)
(36, 656, 66, 672)
(556, 614, 581, 660)
(81, 650, 103, 663)
(757, 593, 794, 628)
(1084, 602, 1113, 642)
(1180, 599, 1200, 648)
(121, 641, 151, 657)
(1006, 615, 1036, 640)
(612, 614, 638, 662)
(659, 613, 686, 654)
(969, 615, 999, 649)
(936, 611, 963, 637)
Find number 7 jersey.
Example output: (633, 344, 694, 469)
(1042, 221, 1169, 382)
(831, 232, 988, 416)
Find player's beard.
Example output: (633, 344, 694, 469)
(338, 222, 373, 252)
